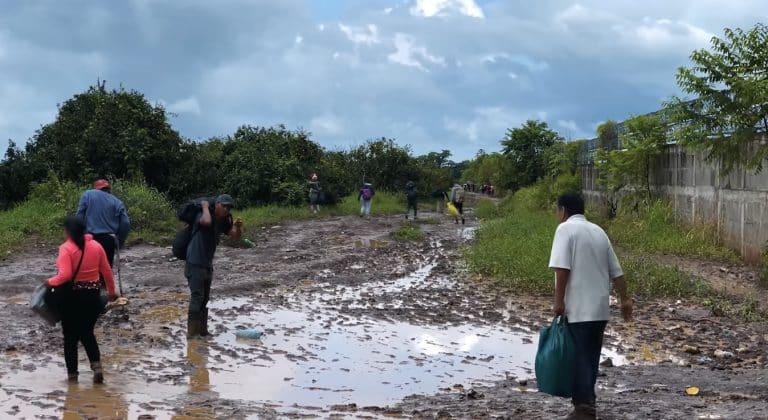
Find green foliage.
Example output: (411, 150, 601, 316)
(597, 120, 619, 151)
(216, 125, 323, 207)
(346, 139, 419, 190)
(501, 120, 563, 189)
(110, 181, 175, 236)
(620, 254, 710, 298)
(233, 205, 315, 234)
(465, 191, 557, 294)
(0, 199, 62, 257)
(461, 151, 511, 190)
(391, 222, 426, 241)
(606, 201, 737, 261)
(760, 251, 768, 289)
(546, 140, 585, 178)
(474, 199, 501, 219)
(0, 177, 177, 255)
(28, 82, 187, 194)
(1, 83, 468, 209)
(666, 23, 768, 175)
(620, 115, 668, 199)
(466, 188, 723, 299)
(28, 172, 84, 215)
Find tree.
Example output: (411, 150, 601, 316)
(0, 141, 46, 207)
(461, 152, 511, 191)
(218, 125, 323, 206)
(597, 120, 619, 151)
(347, 139, 418, 191)
(24, 82, 187, 195)
(619, 114, 668, 200)
(595, 114, 667, 215)
(666, 23, 768, 174)
(501, 120, 563, 189)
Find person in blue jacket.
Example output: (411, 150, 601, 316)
(76, 179, 131, 267)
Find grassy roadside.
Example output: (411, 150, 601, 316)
(594, 201, 737, 262)
(465, 187, 761, 321)
(0, 183, 412, 256)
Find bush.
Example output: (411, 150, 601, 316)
(110, 180, 175, 238)
(552, 173, 581, 199)
(272, 181, 306, 207)
(28, 172, 84, 214)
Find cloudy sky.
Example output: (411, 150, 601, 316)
(0, 1, 762, 160)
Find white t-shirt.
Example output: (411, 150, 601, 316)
(548, 214, 623, 323)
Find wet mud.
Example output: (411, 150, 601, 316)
(1, 211, 767, 419)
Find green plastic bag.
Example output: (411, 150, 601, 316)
(535, 316, 575, 397)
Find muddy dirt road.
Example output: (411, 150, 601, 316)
(1, 212, 767, 419)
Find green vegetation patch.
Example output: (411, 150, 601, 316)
(391, 222, 426, 241)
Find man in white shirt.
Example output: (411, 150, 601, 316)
(548, 193, 632, 420)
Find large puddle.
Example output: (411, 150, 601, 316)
(1, 259, 624, 418)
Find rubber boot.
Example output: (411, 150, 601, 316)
(187, 317, 203, 339)
(562, 403, 596, 420)
(67, 373, 78, 384)
(200, 309, 210, 337)
(91, 362, 104, 384)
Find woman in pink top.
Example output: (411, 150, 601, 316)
(47, 216, 118, 383)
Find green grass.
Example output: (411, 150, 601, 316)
(391, 222, 426, 241)
(465, 187, 721, 299)
(0, 183, 415, 256)
(603, 201, 737, 262)
(474, 199, 500, 219)
(333, 191, 408, 217)
(0, 199, 63, 256)
(465, 198, 556, 294)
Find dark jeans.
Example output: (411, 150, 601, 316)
(407, 199, 417, 217)
(570, 320, 608, 403)
(60, 289, 103, 374)
(186, 264, 213, 320)
(453, 201, 464, 215)
(92, 233, 116, 267)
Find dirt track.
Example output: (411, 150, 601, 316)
(1, 210, 767, 419)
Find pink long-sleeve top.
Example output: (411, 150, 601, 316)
(47, 235, 116, 296)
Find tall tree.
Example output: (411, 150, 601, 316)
(25, 82, 187, 194)
(597, 120, 619, 151)
(666, 23, 768, 174)
(619, 114, 668, 200)
(501, 120, 563, 189)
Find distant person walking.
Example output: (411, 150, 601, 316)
(308, 174, 321, 214)
(548, 193, 632, 419)
(76, 179, 130, 267)
(184, 195, 242, 338)
(450, 184, 465, 225)
(358, 183, 375, 218)
(405, 181, 418, 219)
(47, 216, 118, 384)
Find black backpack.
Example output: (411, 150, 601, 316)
(171, 198, 212, 260)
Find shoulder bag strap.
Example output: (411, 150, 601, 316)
(71, 247, 86, 283)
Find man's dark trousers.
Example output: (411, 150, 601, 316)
(569, 320, 608, 404)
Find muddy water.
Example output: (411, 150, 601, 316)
(14, 214, 756, 419)
(1, 258, 623, 419)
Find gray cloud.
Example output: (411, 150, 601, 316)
(0, 0, 763, 159)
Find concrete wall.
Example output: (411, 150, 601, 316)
(581, 144, 768, 263)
